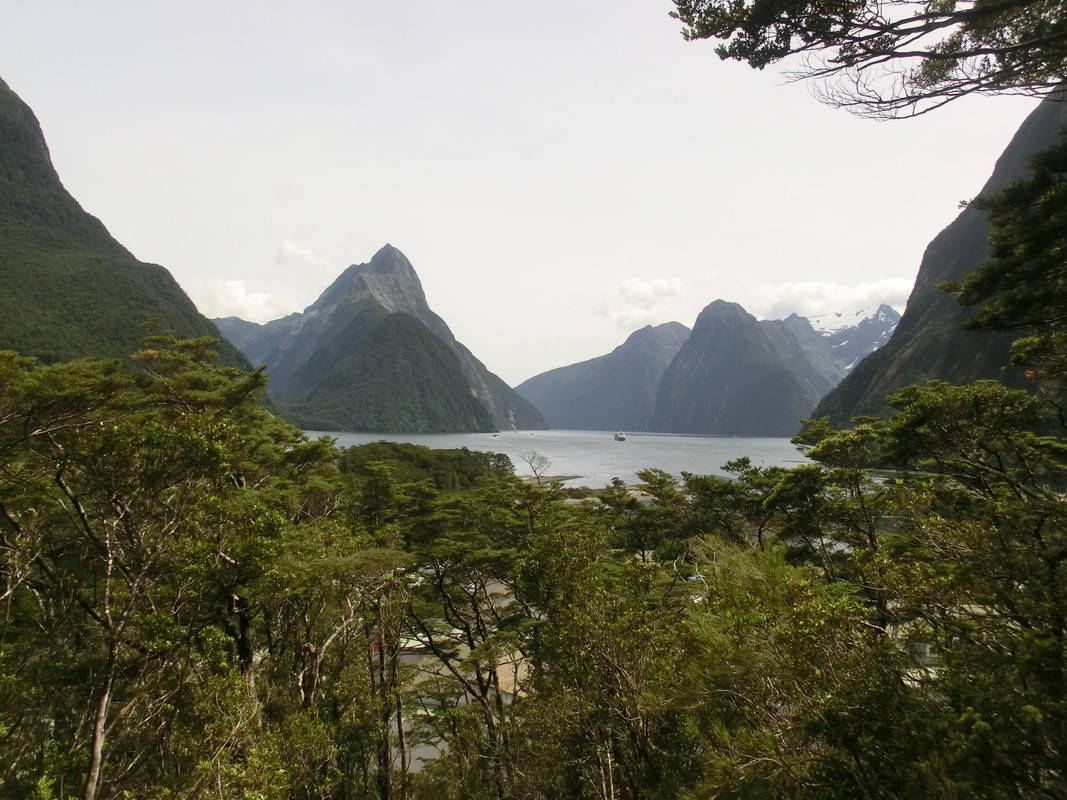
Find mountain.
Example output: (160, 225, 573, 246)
(804, 304, 902, 370)
(514, 304, 898, 436)
(814, 93, 1067, 426)
(0, 77, 246, 368)
(648, 301, 841, 436)
(515, 322, 691, 430)
(216, 245, 546, 432)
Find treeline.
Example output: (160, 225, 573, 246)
(2, 332, 1067, 799)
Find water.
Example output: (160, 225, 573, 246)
(307, 429, 809, 488)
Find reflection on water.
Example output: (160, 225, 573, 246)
(307, 429, 809, 488)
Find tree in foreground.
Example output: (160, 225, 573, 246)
(670, 0, 1067, 116)
(0, 337, 397, 800)
(943, 131, 1067, 396)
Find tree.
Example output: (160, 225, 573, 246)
(943, 131, 1067, 390)
(683, 541, 919, 798)
(0, 337, 357, 799)
(670, 0, 1067, 116)
(519, 449, 553, 488)
(872, 379, 1067, 795)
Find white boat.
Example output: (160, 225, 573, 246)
(614, 431, 626, 441)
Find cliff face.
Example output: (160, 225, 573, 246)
(217, 245, 546, 432)
(815, 94, 1067, 426)
(515, 322, 691, 431)
(0, 76, 246, 368)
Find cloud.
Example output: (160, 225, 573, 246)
(184, 278, 299, 324)
(184, 239, 340, 324)
(743, 278, 913, 321)
(601, 277, 686, 328)
(275, 237, 338, 277)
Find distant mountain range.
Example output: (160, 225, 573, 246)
(215, 245, 546, 433)
(518, 302, 899, 436)
(4, 64, 1057, 438)
(805, 305, 901, 370)
(0, 77, 246, 368)
(515, 322, 692, 432)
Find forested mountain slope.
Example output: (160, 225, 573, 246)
(814, 93, 1067, 425)
(216, 245, 545, 432)
(0, 77, 246, 368)
(648, 300, 833, 436)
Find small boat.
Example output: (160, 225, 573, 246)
(614, 431, 626, 441)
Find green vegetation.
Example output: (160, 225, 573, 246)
(670, 0, 1067, 116)
(277, 312, 498, 433)
(6, 8, 1067, 791)
(945, 129, 1067, 387)
(0, 77, 247, 370)
(338, 441, 513, 491)
(4, 329, 1067, 798)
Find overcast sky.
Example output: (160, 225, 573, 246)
(1, 0, 1043, 385)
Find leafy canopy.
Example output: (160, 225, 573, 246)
(942, 131, 1067, 389)
(670, 0, 1067, 116)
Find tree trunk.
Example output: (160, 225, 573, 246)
(83, 646, 116, 800)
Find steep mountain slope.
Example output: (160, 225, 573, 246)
(515, 322, 691, 430)
(276, 311, 497, 432)
(0, 77, 246, 367)
(814, 95, 1067, 425)
(217, 245, 545, 432)
(762, 315, 846, 400)
(648, 301, 828, 437)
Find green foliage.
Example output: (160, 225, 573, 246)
(338, 440, 513, 492)
(945, 130, 1067, 389)
(8, 333, 1067, 797)
(0, 338, 385, 799)
(0, 80, 247, 371)
(670, 0, 1067, 116)
(684, 542, 918, 798)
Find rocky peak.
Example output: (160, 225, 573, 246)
(309, 244, 430, 319)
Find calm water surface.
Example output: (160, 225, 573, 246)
(308, 429, 809, 488)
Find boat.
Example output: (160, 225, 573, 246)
(614, 431, 626, 441)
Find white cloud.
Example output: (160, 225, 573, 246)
(275, 237, 338, 278)
(183, 277, 299, 324)
(743, 278, 913, 321)
(184, 238, 342, 323)
(601, 277, 686, 328)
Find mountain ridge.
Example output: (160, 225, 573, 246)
(0, 76, 247, 368)
(814, 93, 1067, 425)
(516, 301, 898, 436)
(515, 322, 691, 431)
(216, 245, 546, 432)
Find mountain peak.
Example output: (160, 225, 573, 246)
(803, 304, 898, 336)
(308, 244, 428, 317)
(218, 244, 545, 432)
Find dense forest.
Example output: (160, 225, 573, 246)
(4, 306, 1067, 799)
(5, 132, 1067, 798)
(6, 0, 1067, 794)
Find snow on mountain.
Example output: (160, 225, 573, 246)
(793, 303, 903, 374)
(804, 304, 896, 336)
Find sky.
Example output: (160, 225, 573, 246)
(0, 0, 1044, 386)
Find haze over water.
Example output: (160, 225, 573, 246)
(312, 429, 807, 488)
